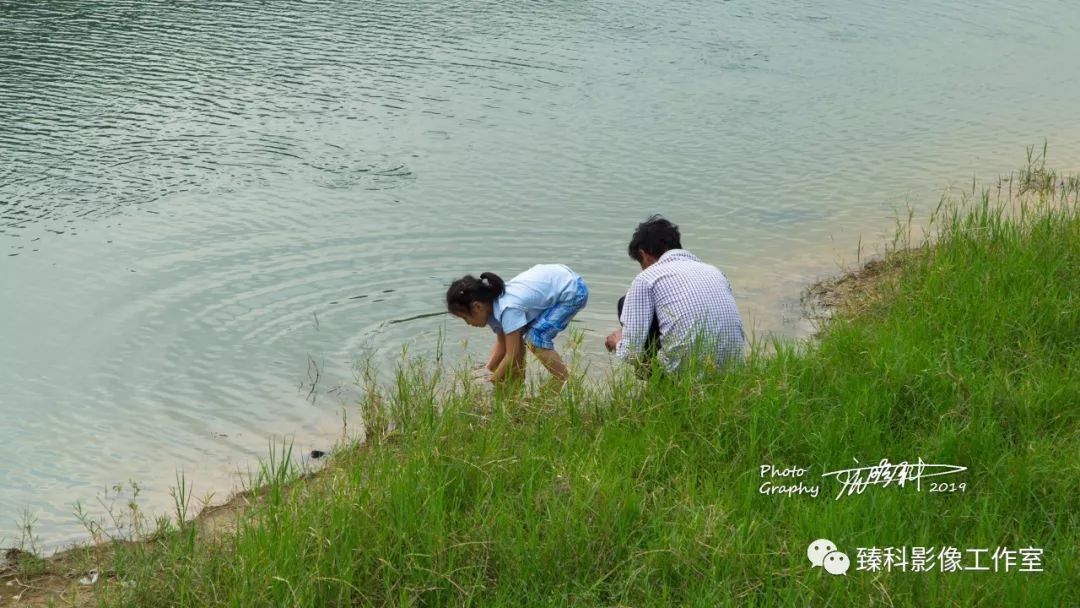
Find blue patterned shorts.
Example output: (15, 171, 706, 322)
(526, 277, 589, 350)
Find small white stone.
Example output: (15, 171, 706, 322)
(79, 569, 100, 585)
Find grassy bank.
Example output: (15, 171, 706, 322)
(9, 157, 1080, 607)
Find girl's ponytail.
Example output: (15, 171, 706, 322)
(446, 272, 506, 315)
(479, 272, 506, 297)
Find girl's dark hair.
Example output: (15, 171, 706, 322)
(446, 272, 505, 315)
(628, 214, 682, 262)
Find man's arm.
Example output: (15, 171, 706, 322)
(615, 277, 655, 366)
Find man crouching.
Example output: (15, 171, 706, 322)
(605, 215, 745, 375)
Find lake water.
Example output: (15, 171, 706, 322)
(2, 0, 1079, 549)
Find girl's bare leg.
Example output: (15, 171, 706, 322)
(528, 344, 568, 385)
(509, 332, 527, 383)
(486, 333, 507, 371)
(493, 333, 527, 398)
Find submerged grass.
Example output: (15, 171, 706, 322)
(94, 158, 1079, 607)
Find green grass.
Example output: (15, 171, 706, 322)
(97, 157, 1080, 607)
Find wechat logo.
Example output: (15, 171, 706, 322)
(807, 538, 850, 576)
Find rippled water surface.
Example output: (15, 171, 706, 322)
(3, 0, 1080, 547)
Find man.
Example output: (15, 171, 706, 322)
(604, 215, 744, 373)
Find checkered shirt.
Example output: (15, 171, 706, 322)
(615, 249, 744, 372)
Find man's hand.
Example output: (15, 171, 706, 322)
(604, 328, 623, 352)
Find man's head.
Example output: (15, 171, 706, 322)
(628, 215, 681, 269)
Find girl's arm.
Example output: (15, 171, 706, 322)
(491, 330, 523, 384)
(486, 331, 507, 371)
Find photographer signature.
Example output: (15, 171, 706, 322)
(821, 458, 966, 500)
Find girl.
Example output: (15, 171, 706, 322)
(446, 264, 588, 386)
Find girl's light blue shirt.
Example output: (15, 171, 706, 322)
(486, 264, 580, 334)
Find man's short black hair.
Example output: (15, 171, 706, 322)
(628, 215, 681, 262)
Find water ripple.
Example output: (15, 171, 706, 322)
(3, 0, 1080, 548)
